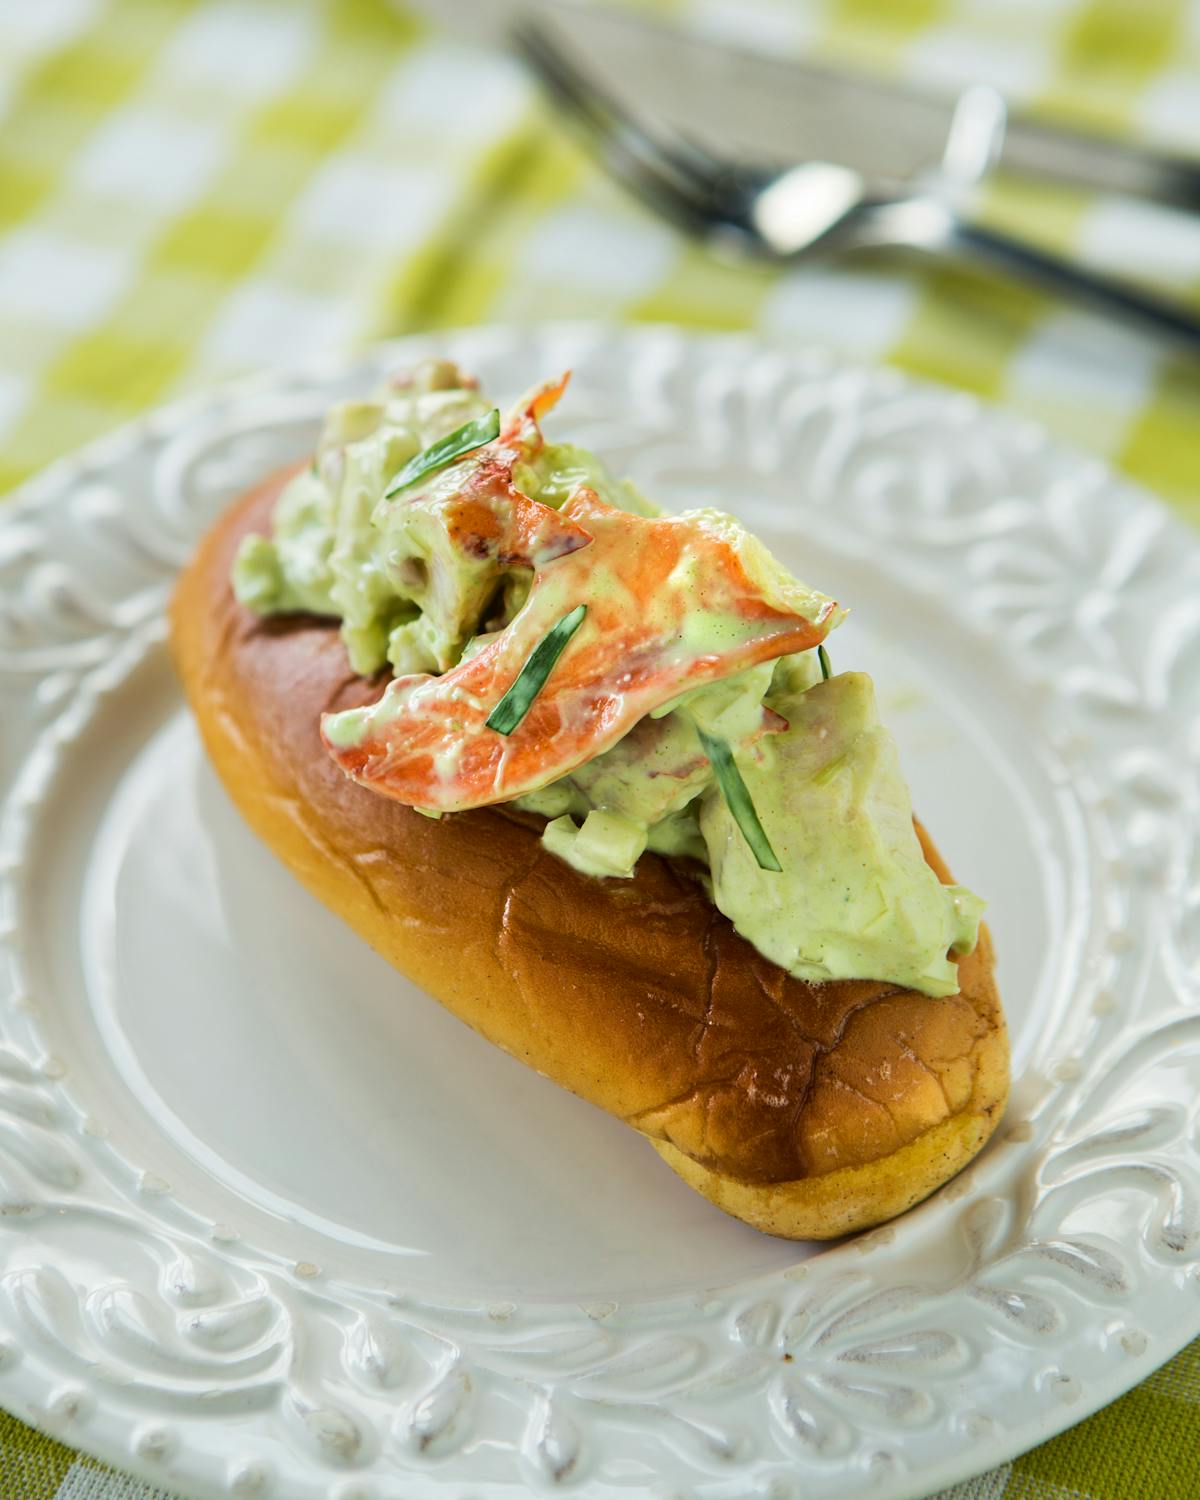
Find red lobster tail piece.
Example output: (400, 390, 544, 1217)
(322, 484, 841, 814)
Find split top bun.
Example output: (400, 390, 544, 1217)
(170, 469, 1009, 1240)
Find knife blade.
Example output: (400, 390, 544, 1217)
(415, 0, 1200, 212)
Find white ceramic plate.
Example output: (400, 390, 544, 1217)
(1, 324, 1198, 1500)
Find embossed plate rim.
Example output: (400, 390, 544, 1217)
(0, 323, 1198, 1500)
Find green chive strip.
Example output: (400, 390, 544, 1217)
(486, 605, 588, 736)
(818, 644, 831, 681)
(696, 727, 782, 873)
(384, 408, 501, 498)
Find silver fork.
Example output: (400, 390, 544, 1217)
(515, 21, 1200, 355)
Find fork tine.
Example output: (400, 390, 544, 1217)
(528, 30, 733, 197)
(513, 20, 741, 234)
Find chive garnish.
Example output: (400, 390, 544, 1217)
(818, 644, 831, 681)
(486, 605, 587, 736)
(384, 408, 501, 498)
(696, 727, 782, 872)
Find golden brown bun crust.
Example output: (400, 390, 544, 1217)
(169, 470, 1010, 1239)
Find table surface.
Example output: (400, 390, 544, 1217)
(0, 1, 1197, 1496)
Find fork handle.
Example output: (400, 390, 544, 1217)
(947, 218, 1200, 353)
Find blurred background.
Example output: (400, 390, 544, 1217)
(0, 0, 1196, 519)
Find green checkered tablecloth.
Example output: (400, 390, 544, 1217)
(0, 1, 1197, 1496)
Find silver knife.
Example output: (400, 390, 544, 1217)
(415, 0, 1200, 210)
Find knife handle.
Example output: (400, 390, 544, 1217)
(949, 219, 1200, 353)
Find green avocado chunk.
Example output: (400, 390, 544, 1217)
(231, 362, 657, 677)
(699, 671, 982, 998)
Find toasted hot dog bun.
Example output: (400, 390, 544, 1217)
(170, 470, 1009, 1240)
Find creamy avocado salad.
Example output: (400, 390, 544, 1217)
(234, 360, 981, 999)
